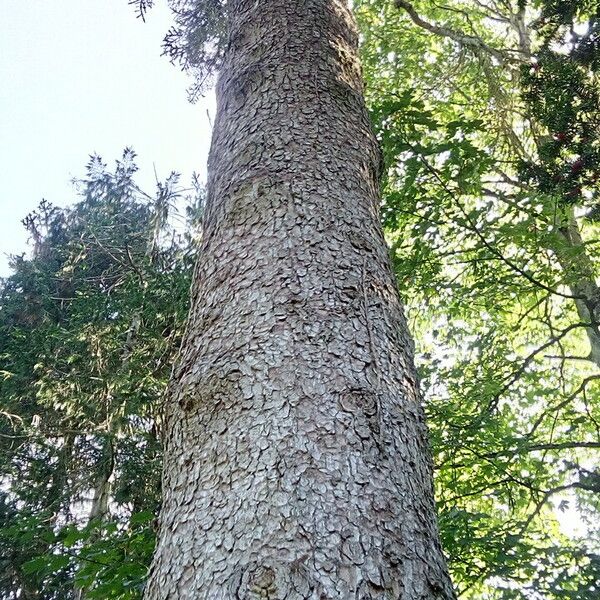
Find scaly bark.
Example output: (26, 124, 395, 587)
(145, 1, 455, 598)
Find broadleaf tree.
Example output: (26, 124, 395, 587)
(355, 0, 600, 596)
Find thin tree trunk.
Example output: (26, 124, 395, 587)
(74, 436, 114, 600)
(86, 437, 114, 523)
(556, 208, 600, 367)
(145, 1, 454, 598)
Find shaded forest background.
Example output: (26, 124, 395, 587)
(1, 0, 599, 598)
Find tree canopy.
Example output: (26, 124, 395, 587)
(357, 0, 600, 596)
(1, 1, 599, 598)
(0, 150, 201, 598)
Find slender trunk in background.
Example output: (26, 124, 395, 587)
(145, 1, 454, 598)
(74, 437, 114, 600)
(556, 209, 600, 367)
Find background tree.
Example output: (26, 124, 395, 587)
(0, 149, 201, 599)
(355, 0, 600, 596)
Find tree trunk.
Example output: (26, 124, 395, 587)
(556, 209, 600, 367)
(144, 1, 454, 598)
(74, 436, 114, 600)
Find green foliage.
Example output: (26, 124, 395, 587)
(0, 149, 199, 598)
(162, 0, 226, 100)
(130, 0, 226, 101)
(3, 1, 600, 597)
(520, 2, 600, 212)
(357, 0, 600, 597)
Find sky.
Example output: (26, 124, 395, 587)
(0, 0, 214, 276)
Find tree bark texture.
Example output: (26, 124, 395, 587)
(144, 1, 455, 598)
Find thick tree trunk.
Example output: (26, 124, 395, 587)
(144, 1, 454, 598)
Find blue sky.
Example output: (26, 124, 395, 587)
(0, 0, 214, 276)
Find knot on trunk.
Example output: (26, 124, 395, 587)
(234, 561, 313, 599)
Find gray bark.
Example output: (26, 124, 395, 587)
(74, 437, 114, 600)
(556, 209, 600, 367)
(144, 1, 455, 598)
